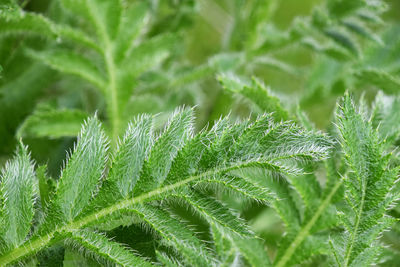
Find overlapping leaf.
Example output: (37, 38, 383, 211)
(0, 108, 330, 266)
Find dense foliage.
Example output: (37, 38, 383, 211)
(0, 0, 400, 266)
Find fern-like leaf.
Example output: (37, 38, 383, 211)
(65, 230, 152, 266)
(0, 143, 36, 251)
(330, 93, 399, 266)
(130, 204, 214, 266)
(17, 105, 89, 139)
(26, 49, 107, 91)
(218, 74, 291, 121)
(43, 117, 108, 228)
(0, 2, 174, 145)
(0, 109, 331, 266)
(211, 224, 272, 266)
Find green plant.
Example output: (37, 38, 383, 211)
(1, 0, 176, 145)
(329, 94, 399, 266)
(1, 0, 400, 266)
(1, 0, 397, 155)
(231, 93, 399, 266)
(0, 0, 207, 154)
(1, 94, 399, 266)
(0, 108, 331, 266)
(1, 0, 392, 144)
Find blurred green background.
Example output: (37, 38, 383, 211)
(1, 0, 400, 168)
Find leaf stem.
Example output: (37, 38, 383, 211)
(0, 162, 255, 265)
(275, 179, 343, 267)
(85, 0, 120, 147)
(0, 176, 197, 265)
(343, 178, 366, 267)
(0, 235, 52, 266)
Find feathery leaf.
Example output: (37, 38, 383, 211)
(0, 143, 36, 251)
(0, 110, 331, 266)
(46, 117, 108, 225)
(65, 230, 152, 267)
(331, 93, 399, 266)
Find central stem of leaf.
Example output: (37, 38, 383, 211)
(275, 179, 343, 267)
(343, 178, 366, 267)
(0, 162, 253, 265)
(0, 175, 198, 266)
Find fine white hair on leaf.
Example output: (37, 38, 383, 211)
(0, 107, 333, 266)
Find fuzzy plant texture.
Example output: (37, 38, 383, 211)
(0, 106, 332, 266)
(0, 0, 394, 153)
(1, 0, 400, 266)
(0, 94, 399, 266)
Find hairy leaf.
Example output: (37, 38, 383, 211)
(0, 109, 331, 266)
(46, 117, 108, 225)
(0, 144, 36, 251)
(65, 230, 151, 267)
(331, 93, 398, 266)
(218, 73, 291, 121)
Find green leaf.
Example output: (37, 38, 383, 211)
(218, 74, 291, 121)
(324, 28, 359, 56)
(199, 174, 274, 203)
(17, 105, 89, 139)
(60, 0, 121, 43)
(176, 191, 252, 237)
(331, 93, 398, 266)
(301, 37, 352, 61)
(63, 249, 101, 267)
(121, 34, 176, 78)
(155, 251, 183, 267)
(0, 110, 331, 266)
(46, 117, 108, 224)
(0, 8, 56, 39)
(274, 180, 342, 267)
(0, 143, 36, 250)
(85, 0, 122, 41)
(231, 236, 272, 266)
(55, 25, 102, 52)
(0, 63, 56, 156)
(133, 108, 193, 195)
(328, 0, 365, 17)
(253, 56, 298, 76)
(211, 225, 272, 266)
(65, 230, 152, 267)
(163, 116, 231, 186)
(0, 8, 100, 51)
(277, 234, 331, 266)
(36, 165, 54, 208)
(26, 49, 107, 91)
(249, 170, 301, 232)
(342, 19, 383, 45)
(114, 2, 149, 62)
(130, 204, 214, 266)
(106, 115, 153, 198)
(355, 68, 400, 94)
